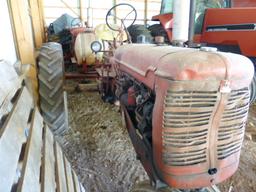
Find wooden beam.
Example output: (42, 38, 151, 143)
(79, 0, 84, 21)
(60, 0, 80, 17)
(144, 0, 148, 25)
(38, 0, 46, 43)
(0, 87, 33, 192)
(8, 0, 38, 101)
(29, 0, 44, 48)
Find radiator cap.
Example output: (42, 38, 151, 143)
(200, 46, 218, 52)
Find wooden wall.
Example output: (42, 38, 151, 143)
(5, 0, 46, 101)
(43, 0, 162, 26)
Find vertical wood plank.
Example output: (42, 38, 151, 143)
(8, 0, 38, 101)
(79, 0, 84, 21)
(41, 126, 56, 192)
(29, 0, 44, 48)
(55, 142, 68, 192)
(0, 87, 33, 192)
(17, 109, 43, 192)
(64, 157, 75, 192)
(144, 0, 148, 25)
(38, 0, 46, 43)
(9, 0, 35, 64)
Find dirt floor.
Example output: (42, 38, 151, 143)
(58, 81, 256, 192)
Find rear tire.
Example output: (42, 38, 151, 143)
(38, 42, 68, 135)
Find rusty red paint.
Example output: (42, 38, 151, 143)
(113, 44, 253, 188)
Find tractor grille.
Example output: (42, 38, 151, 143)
(162, 88, 250, 167)
(217, 88, 250, 160)
(162, 90, 218, 166)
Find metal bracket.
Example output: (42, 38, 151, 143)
(219, 80, 231, 93)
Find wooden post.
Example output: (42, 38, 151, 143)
(144, 0, 148, 25)
(8, 0, 38, 101)
(38, 0, 46, 43)
(29, 0, 44, 48)
(79, 0, 84, 22)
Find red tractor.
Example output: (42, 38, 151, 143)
(93, 3, 254, 191)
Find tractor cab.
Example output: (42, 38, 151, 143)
(153, 0, 231, 41)
(152, 0, 256, 58)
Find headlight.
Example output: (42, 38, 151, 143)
(91, 41, 102, 52)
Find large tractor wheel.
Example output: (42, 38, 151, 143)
(37, 42, 68, 135)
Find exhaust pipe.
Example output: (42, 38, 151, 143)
(188, 0, 196, 47)
(172, 0, 190, 46)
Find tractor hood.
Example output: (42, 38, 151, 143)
(113, 44, 254, 89)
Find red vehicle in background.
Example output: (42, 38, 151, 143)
(153, 0, 256, 55)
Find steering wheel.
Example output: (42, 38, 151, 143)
(105, 3, 137, 31)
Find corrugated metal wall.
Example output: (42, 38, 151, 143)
(43, 0, 161, 26)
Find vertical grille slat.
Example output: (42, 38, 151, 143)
(217, 87, 250, 160)
(162, 90, 217, 166)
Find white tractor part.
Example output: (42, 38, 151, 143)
(74, 32, 98, 65)
(172, 0, 191, 44)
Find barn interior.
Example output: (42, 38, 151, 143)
(0, 0, 256, 192)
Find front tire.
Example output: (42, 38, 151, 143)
(37, 42, 68, 135)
